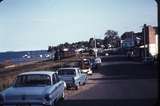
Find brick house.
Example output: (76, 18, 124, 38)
(140, 25, 158, 58)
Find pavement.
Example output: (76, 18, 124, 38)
(57, 55, 158, 106)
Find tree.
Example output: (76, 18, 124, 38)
(89, 38, 94, 48)
(103, 30, 120, 48)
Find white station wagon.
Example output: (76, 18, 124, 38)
(0, 71, 66, 106)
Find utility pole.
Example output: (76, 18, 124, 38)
(94, 34, 97, 57)
(143, 24, 147, 59)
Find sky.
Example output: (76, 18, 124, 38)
(0, 0, 157, 52)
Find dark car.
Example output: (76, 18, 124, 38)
(90, 58, 97, 69)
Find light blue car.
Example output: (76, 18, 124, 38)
(57, 68, 87, 90)
(0, 71, 66, 106)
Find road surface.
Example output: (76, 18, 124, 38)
(57, 55, 158, 106)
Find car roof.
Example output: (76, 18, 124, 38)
(95, 57, 101, 59)
(58, 67, 79, 70)
(19, 71, 56, 76)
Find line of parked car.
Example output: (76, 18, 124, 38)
(0, 57, 102, 106)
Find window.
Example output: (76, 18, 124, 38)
(15, 74, 51, 87)
(52, 73, 60, 84)
(58, 69, 76, 75)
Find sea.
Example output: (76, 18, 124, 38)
(0, 50, 55, 64)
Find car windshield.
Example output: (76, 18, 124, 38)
(58, 69, 76, 75)
(63, 62, 80, 68)
(14, 74, 51, 87)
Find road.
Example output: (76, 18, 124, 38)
(57, 55, 158, 106)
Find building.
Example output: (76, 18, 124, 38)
(155, 0, 160, 63)
(121, 31, 135, 50)
(141, 25, 158, 58)
(121, 25, 158, 60)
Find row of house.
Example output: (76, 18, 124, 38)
(121, 24, 158, 60)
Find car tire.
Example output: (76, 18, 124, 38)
(60, 92, 64, 101)
(83, 82, 86, 85)
(66, 86, 70, 90)
(75, 85, 79, 90)
(83, 78, 87, 85)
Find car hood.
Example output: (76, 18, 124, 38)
(2, 86, 51, 97)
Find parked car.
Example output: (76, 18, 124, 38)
(95, 57, 101, 64)
(90, 58, 97, 69)
(61, 61, 81, 68)
(0, 71, 66, 106)
(57, 68, 87, 90)
(95, 57, 102, 66)
(81, 58, 93, 75)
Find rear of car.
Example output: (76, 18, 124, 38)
(57, 68, 80, 89)
(95, 57, 102, 64)
(81, 59, 93, 75)
(0, 71, 65, 106)
(95, 57, 102, 68)
(90, 58, 97, 69)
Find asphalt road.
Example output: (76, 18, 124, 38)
(57, 55, 158, 106)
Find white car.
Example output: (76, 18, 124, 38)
(57, 68, 87, 90)
(0, 71, 66, 106)
(95, 57, 102, 64)
(81, 59, 93, 75)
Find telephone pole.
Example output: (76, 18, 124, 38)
(143, 24, 147, 59)
(94, 34, 97, 57)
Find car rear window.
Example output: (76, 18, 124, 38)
(58, 69, 76, 75)
(15, 74, 51, 87)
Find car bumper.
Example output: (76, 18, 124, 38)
(66, 83, 77, 88)
(3, 100, 52, 106)
(2, 102, 45, 106)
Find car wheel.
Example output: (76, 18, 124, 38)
(83, 79, 87, 85)
(75, 85, 79, 90)
(83, 82, 86, 85)
(60, 92, 65, 100)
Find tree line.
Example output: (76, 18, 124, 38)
(48, 30, 121, 52)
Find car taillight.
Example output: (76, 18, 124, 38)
(44, 94, 50, 101)
(72, 77, 75, 83)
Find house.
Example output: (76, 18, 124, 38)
(139, 25, 158, 58)
(121, 31, 135, 49)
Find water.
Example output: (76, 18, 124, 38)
(0, 50, 55, 64)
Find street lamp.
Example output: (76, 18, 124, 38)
(94, 34, 98, 57)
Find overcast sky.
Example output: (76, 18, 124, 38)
(0, 0, 157, 52)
